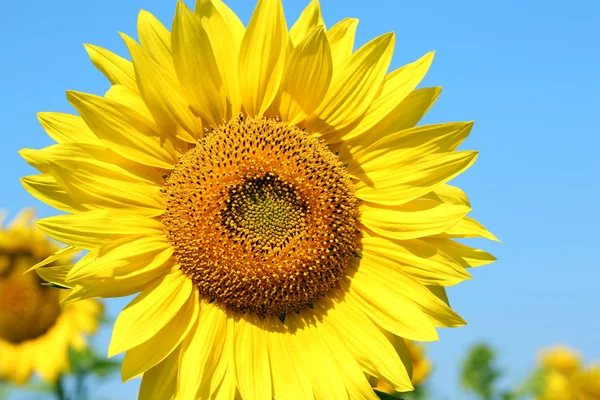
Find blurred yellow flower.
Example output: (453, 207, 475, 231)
(538, 345, 600, 400)
(374, 339, 431, 393)
(0, 210, 102, 384)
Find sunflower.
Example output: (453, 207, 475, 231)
(373, 340, 431, 394)
(21, 0, 497, 398)
(0, 209, 101, 385)
(538, 346, 600, 400)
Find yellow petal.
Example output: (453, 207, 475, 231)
(326, 18, 358, 72)
(25, 245, 80, 273)
(121, 33, 201, 143)
(354, 86, 442, 147)
(84, 44, 137, 90)
(423, 238, 497, 268)
(289, 0, 325, 45)
(238, 0, 287, 117)
(66, 235, 173, 282)
(21, 143, 165, 186)
(263, 317, 314, 400)
(360, 200, 471, 241)
(49, 161, 164, 217)
(304, 308, 379, 400)
(37, 211, 164, 249)
(109, 271, 193, 356)
(353, 151, 478, 206)
(425, 184, 471, 207)
(285, 312, 348, 400)
(344, 274, 438, 341)
(335, 52, 435, 142)
(66, 91, 180, 169)
(195, 0, 243, 117)
(278, 27, 332, 125)
(138, 10, 175, 73)
(172, 1, 226, 126)
(310, 32, 395, 135)
(317, 294, 413, 392)
(121, 289, 199, 381)
(37, 112, 99, 144)
(354, 258, 466, 328)
(360, 234, 471, 286)
(350, 121, 473, 162)
(36, 265, 73, 288)
(21, 174, 83, 213)
(196, 0, 245, 46)
(435, 216, 500, 242)
(235, 313, 272, 400)
(138, 346, 180, 400)
(104, 85, 156, 123)
(177, 301, 229, 400)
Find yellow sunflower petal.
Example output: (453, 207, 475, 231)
(289, 0, 325, 45)
(66, 90, 180, 168)
(349, 121, 474, 162)
(37, 211, 164, 250)
(21, 174, 83, 213)
(36, 265, 73, 288)
(195, 0, 243, 117)
(235, 313, 272, 400)
(360, 234, 471, 286)
(121, 288, 199, 382)
(137, 10, 175, 73)
(354, 86, 442, 148)
(436, 216, 500, 242)
(238, 0, 288, 117)
(285, 313, 348, 399)
(306, 309, 379, 400)
(36, 112, 99, 145)
(177, 301, 229, 400)
(310, 32, 395, 135)
(354, 259, 466, 328)
(423, 238, 497, 268)
(83, 44, 137, 90)
(49, 161, 165, 217)
(352, 151, 478, 206)
(104, 85, 156, 122)
(172, 1, 226, 126)
(278, 27, 333, 125)
(425, 184, 471, 207)
(121, 33, 201, 143)
(317, 294, 413, 392)
(263, 317, 314, 400)
(109, 270, 193, 356)
(326, 18, 359, 71)
(334, 51, 435, 142)
(25, 245, 80, 273)
(360, 201, 471, 241)
(138, 346, 180, 400)
(66, 235, 173, 282)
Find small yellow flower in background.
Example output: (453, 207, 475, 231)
(538, 345, 600, 400)
(374, 340, 431, 393)
(0, 209, 102, 385)
(21, 0, 496, 397)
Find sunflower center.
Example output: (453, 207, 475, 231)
(162, 117, 360, 317)
(0, 253, 62, 344)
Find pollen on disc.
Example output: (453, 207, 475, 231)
(162, 117, 360, 317)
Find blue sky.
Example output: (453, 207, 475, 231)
(1, 0, 599, 398)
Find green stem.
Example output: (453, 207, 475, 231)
(55, 375, 67, 400)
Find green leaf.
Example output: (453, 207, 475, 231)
(460, 343, 502, 400)
(41, 282, 70, 289)
(374, 389, 405, 399)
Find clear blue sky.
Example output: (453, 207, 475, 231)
(1, 0, 598, 398)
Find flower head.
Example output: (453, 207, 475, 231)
(21, 0, 496, 397)
(0, 210, 101, 384)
